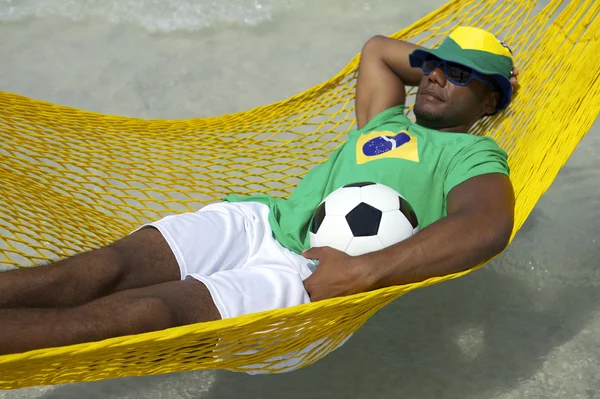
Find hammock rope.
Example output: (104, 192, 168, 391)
(1, 0, 599, 389)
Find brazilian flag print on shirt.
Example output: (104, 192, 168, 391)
(225, 105, 510, 255)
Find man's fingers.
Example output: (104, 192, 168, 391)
(302, 274, 318, 301)
(510, 68, 519, 89)
(302, 247, 319, 259)
(302, 273, 313, 287)
(509, 69, 520, 90)
(302, 246, 333, 259)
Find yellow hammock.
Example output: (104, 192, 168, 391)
(1, 0, 599, 390)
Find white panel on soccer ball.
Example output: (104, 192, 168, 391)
(324, 187, 363, 216)
(377, 210, 415, 247)
(346, 236, 385, 256)
(314, 215, 354, 252)
(360, 184, 401, 213)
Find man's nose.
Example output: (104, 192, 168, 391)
(428, 66, 447, 87)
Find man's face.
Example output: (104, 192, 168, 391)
(413, 64, 495, 130)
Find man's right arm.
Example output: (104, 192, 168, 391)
(355, 36, 424, 130)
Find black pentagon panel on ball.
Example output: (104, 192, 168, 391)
(345, 202, 382, 236)
(310, 201, 327, 233)
(343, 181, 376, 188)
(399, 197, 419, 228)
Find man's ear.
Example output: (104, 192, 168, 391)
(482, 91, 500, 117)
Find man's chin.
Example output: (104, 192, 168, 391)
(414, 104, 443, 124)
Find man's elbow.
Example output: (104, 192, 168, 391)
(360, 35, 387, 59)
(484, 219, 514, 257)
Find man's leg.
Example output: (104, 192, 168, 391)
(0, 227, 181, 309)
(0, 279, 220, 355)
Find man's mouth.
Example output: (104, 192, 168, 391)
(420, 90, 444, 102)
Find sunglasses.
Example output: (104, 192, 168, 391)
(421, 55, 497, 90)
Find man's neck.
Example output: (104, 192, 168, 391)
(415, 118, 473, 133)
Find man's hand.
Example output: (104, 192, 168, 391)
(302, 247, 371, 302)
(510, 67, 519, 91)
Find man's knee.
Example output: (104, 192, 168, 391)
(123, 296, 177, 333)
(74, 245, 127, 288)
(39, 245, 127, 302)
(118, 280, 221, 334)
(108, 227, 181, 290)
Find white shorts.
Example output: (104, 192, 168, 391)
(135, 201, 315, 319)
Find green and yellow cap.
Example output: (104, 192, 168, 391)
(409, 26, 514, 112)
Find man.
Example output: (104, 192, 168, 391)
(0, 26, 519, 355)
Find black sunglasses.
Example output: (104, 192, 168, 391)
(421, 54, 497, 90)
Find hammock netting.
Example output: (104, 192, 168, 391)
(1, 0, 599, 390)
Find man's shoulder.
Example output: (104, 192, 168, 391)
(446, 135, 508, 163)
(417, 129, 504, 153)
(465, 135, 507, 155)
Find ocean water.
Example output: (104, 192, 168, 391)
(1, 0, 599, 398)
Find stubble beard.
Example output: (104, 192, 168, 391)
(414, 102, 444, 128)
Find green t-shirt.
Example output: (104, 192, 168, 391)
(225, 105, 510, 254)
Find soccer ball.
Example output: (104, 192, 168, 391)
(309, 182, 419, 256)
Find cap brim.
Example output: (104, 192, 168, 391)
(409, 48, 512, 112)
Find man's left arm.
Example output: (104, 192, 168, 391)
(364, 173, 514, 290)
(303, 173, 515, 301)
